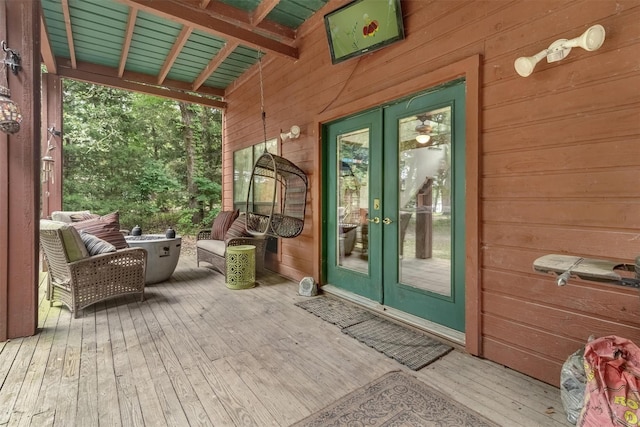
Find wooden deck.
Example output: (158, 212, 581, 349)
(0, 256, 569, 426)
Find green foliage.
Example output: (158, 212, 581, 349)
(61, 80, 223, 235)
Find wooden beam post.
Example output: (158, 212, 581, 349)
(0, 0, 41, 341)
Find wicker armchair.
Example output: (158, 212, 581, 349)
(196, 212, 268, 275)
(40, 219, 146, 318)
(196, 229, 267, 275)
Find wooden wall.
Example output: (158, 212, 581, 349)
(223, 0, 640, 386)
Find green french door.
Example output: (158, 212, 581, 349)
(325, 80, 466, 331)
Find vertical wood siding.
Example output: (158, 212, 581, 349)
(223, 0, 640, 385)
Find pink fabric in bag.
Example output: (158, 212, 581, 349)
(578, 336, 640, 427)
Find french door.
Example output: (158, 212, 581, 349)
(324, 80, 466, 331)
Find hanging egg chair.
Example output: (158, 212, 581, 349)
(245, 151, 308, 238)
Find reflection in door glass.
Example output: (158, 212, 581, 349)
(397, 107, 452, 296)
(336, 128, 369, 275)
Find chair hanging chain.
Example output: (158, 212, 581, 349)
(258, 50, 267, 152)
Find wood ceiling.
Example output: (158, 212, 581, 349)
(40, 0, 347, 108)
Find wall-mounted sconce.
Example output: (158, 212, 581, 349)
(514, 24, 606, 77)
(280, 125, 301, 141)
(0, 40, 22, 134)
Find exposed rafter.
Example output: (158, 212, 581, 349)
(120, 0, 298, 59)
(60, 0, 77, 69)
(57, 63, 226, 109)
(57, 58, 225, 99)
(118, 7, 138, 78)
(185, 0, 296, 43)
(40, 12, 57, 74)
(251, 0, 281, 26)
(158, 27, 193, 85)
(193, 41, 239, 91)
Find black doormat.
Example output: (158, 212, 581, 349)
(295, 296, 452, 370)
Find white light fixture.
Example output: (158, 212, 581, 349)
(514, 24, 606, 77)
(280, 125, 301, 141)
(415, 114, 432, 144)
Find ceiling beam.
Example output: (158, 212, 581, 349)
(157, 27, 193, 85)
(183, 0, 296, 43)
(56, 65, 226, 109)
(60, 0, 77, 68)
(193, 41, 238, 91)
(40, 12, 57, 74)
(121, 0, 298, 59)
(118, 7, 138, 78)
(56, 57, 225, 99)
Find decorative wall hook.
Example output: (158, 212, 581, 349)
(1, 41, 21, 75)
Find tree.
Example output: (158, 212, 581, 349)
(62, 79, 223, 232)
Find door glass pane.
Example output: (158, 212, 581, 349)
(336, 128, 369, 274)
(397, 107, 452, 296)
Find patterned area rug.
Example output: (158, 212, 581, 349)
(295, 296, 452, 370)
(292, 371, 497, 426)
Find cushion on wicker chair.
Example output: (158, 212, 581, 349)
(225, 214, 252, 240)
(70, 212, 100, 222)
(211, 209, 239, 240)
(196, 239, 226, 257)
(71, 211, 128, 250)
(40, 219, 90, 262)
(80, 231, 116, 255)
(51, 210, 91, 223)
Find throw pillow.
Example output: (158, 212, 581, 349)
(225, 214, 252, 240)
(70, 212, 100, 222)
(71, 211, 129, 250)
(80, 231, 116, 256)
(211, 209, 239, 240)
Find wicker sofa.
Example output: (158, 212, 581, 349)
(196, 212, 267, 275)
(40, 219, 146, 318)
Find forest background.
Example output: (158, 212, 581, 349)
(62, 79, 223, 236)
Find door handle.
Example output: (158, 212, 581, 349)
(368, 216, 380, 224)
(382, 217, 393, 225)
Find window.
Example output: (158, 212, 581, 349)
(233, 139, 278, 212)
(233, 139, 279, 254)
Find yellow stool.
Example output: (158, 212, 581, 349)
(225, 244, 256, 289)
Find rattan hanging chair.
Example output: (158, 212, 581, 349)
(245, 152, 308, 238)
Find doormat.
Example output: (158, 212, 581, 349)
(291, 370, 497, 427)
(295, 296, 452, 370)
(295, 296, 376, 328)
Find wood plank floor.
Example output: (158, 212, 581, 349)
(0, 257, 569, 426)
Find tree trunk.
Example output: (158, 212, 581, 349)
(179, 102, 201, 224)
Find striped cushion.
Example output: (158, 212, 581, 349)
(71, 211, 128, 250)
(80, 231, 116, 255)
(70, 212, 100, 222)
(51, 210, 91, 223)
(225, 214, 251, 240)
(211, 210, 239, 240)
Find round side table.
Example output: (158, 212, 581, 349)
(225, 244, 256, 289)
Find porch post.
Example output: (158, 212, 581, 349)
(41, 73, 63, 218)
(0, 0, 41, 341)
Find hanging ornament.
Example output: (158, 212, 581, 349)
(0, 41, 22, 134)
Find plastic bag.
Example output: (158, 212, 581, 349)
(561, 347, 587, 424)
(578, 335, 640, 427)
